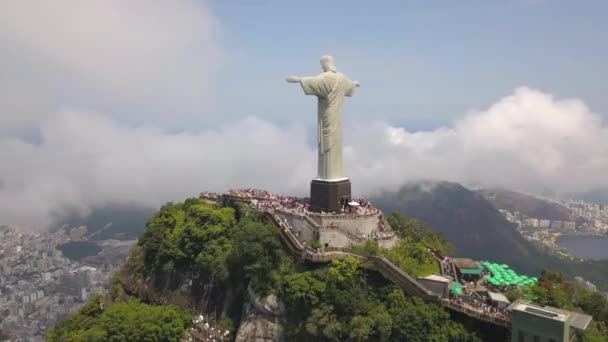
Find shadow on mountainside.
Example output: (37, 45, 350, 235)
(371, 181, 608, 290)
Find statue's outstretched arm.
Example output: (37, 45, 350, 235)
(286, 76, 301, 83)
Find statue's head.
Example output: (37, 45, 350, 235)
(320, 55, 337, 72)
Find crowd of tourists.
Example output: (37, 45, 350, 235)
(305, 247, 328, 259)
(441, 257, 457, 280)
(351, 198, 381, 215)
(223, 188, 386, 218)
(227, 188, 308, 210)
(199, 191, 221, 200)
(448, 296, 510, 321)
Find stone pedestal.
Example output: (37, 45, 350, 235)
(310, 179, 351, 213)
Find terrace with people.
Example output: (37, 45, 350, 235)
(200, 188, 398, 249)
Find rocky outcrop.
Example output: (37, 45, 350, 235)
(234, 284, 285, 342)
(120, 246, 285, 341)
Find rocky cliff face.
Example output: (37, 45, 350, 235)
(120, 246, 285, 342)
(234, 284, 285, 342)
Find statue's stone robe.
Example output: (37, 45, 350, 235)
(300, 71, 356, 180)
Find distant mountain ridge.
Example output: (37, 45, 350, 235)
(371, 181, 542, 274)
(476, 188, 572, 221)
(370, 181, 608, 290)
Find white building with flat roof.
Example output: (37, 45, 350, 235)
(509, 300, 592, 342)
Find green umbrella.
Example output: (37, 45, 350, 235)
(452, 283, 463, 296)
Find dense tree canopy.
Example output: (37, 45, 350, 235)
(49, 200, 498, 341)
(138, 199, 290, 294)
(279, 256, 480, 341)
(46, 296, 190, 342)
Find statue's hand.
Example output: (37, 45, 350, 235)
(286, 76, 301, 83)
(354, 80, 360, 87)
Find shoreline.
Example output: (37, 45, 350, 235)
(556, 234, 608, 261)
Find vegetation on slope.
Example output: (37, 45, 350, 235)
(47, 198, 491, 341)
(45, 295, 190, 342)
(138, 198, 289, 295)
(280, 256, 480, 341)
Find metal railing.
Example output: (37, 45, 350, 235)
(307, 212, 377, 219)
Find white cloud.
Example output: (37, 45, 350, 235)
(0, 110, 314, 229)
(1, 2, 607, 230)
(3, 87, 608, 230)
(348, 87, 608, 196)
(0, 0, 220, 130)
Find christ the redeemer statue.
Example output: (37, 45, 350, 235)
(286, 55, 360, 181)
(287, 55, 359, 212)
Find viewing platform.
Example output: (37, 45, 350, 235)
(200, 189, 398, 249)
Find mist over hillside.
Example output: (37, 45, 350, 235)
(55, 205, 156, 240)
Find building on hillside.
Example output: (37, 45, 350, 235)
(539, 220, 551, 228)
(509, 300, 592, 342)
(69, 226, 87, 240)
(487, 291, 510, 309)
(524, 218, 539, 228)
(452, 258, 484, 281)
(550, 221, 562, 230)
(562, 221, 576, 231)
(417, 274, 451, 298)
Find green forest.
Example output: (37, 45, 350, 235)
(45, 295, 190, 341)
(47, 198, 608, 341)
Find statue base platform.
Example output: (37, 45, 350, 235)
(309, 178, 351, 213)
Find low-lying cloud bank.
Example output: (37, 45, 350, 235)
(349, 87, 608, 196)
(2, 87, 607, 229)
(1, 1, 607, 230)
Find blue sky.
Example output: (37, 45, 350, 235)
(210, 0, 607, 130)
